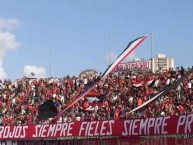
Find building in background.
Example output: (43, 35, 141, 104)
(152, 54, 174, 73)
(112, 54, 174, 73)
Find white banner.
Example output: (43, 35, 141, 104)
(114, 60, 152, 72)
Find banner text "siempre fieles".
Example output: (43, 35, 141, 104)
(0, 114, 193, 139)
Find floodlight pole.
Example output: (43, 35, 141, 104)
(49, 46, 52, 77)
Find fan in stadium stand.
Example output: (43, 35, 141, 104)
(37, 100, 58, 122)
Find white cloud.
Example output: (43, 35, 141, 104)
(24, 65, 46, 78)
(0, 18, 21, 80)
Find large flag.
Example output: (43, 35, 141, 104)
(51, 35, 148, 122)
(101, 35, 148, 80)
(37, 100, 58, 121)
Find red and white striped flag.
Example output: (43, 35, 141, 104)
(101, 35, 148, 80)
(146, 78, 155, 86)
(133, 81, 143, 87)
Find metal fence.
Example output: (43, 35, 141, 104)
(1, 135, 193, 145)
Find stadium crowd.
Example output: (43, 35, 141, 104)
(0, 67, 193, 125)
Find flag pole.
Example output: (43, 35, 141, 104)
(109, 36, 111, 66)
(151, 33, 153, 72)
(49, 45, 52, 77)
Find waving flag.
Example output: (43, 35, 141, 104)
(51, 35, 148, 122)
(101, 35, 148, 80)
(133, 81, 143, 87)
(146, 78, 155, 86)
(31, 72, 35, 76)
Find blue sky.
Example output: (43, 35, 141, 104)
(0, 0, 193, 80)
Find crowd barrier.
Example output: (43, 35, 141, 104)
(1, 137, 193, 145)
